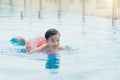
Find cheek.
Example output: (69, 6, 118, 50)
(47, 42, 53, 46)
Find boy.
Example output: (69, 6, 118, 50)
(10, 28, 65, 54)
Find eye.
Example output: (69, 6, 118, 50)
(57, 40, 59, 42)
(51, 39, 55, 42)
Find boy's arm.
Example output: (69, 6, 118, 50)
(58, 46, 65, 50)
(28, 44, 48, 54)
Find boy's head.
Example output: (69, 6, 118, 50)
(45, 28, 60, 49)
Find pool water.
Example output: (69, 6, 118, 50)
(0, 12, 120, 80)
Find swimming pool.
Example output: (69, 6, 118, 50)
(0, 12, 120, 80)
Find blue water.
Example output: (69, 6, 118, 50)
(0, 12, 120, 80)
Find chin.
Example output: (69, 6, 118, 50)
(47, 51, 58, 55)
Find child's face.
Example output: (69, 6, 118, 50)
(47, 34, 60, 49)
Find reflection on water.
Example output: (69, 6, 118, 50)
(46, 55, 60, 69)
(45, 55, 60, 74)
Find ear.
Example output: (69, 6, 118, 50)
(46, 40, 48, 42)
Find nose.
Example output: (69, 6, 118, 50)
(54, 42, 58, 46)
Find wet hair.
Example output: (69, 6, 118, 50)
(45, 28, 60, 40)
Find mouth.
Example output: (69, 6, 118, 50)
(53, 46, 57, 48)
